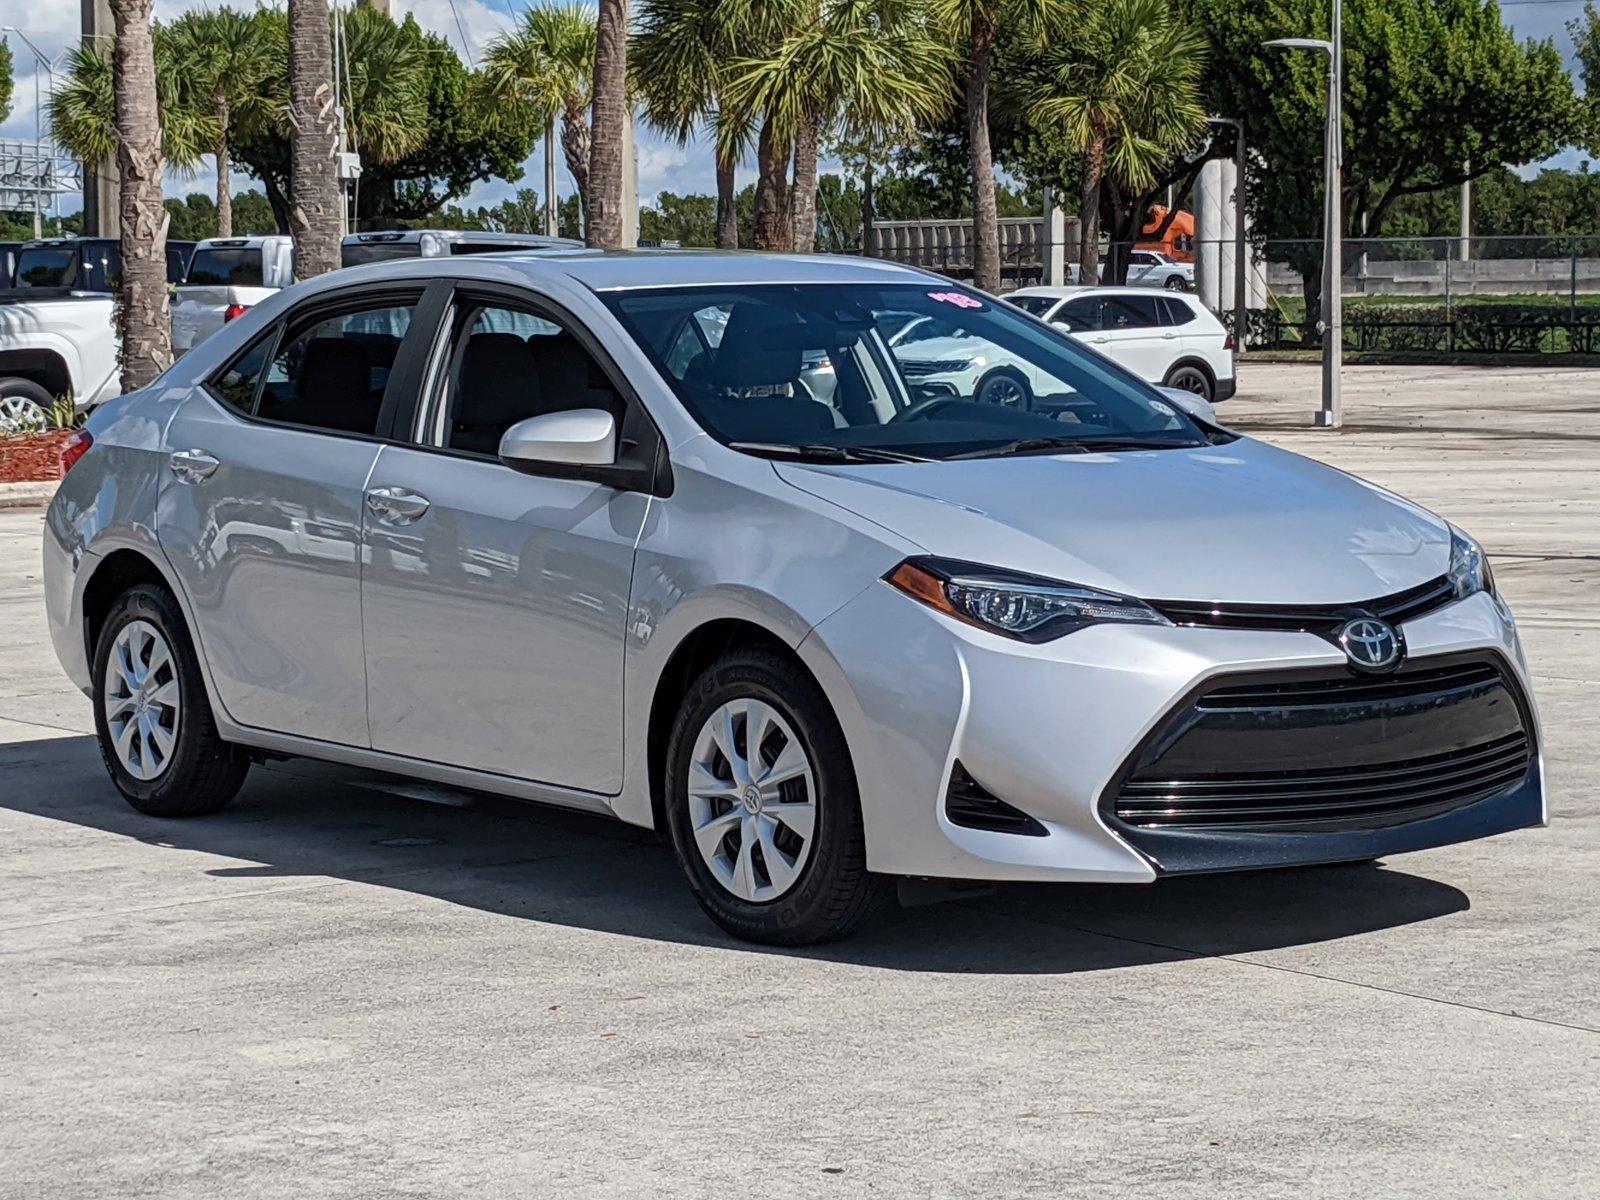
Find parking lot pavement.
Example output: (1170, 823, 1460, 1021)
(2, 364, 1596, 1198)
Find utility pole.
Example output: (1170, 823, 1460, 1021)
(1206, 116, 1248, 358)
(544, 121, 558, 236)
(80, 0, 119, 237)
(1460, 160, 1472, 264)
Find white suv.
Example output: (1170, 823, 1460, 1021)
(1008, 286, 1235, 403)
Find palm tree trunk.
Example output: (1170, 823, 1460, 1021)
(966, 17, 1001, 294)
(791, 115, 819, 254)
(287, 0, 341, 279)
(214, 94, 232, 239)
(587, 0, 628, 248)
(108, 0, 170, 392)
(1079, 132, 1107, 285)
(752, 117, 792, 252)
(715, 147, 738, 250)
(562, 99, 592, 228)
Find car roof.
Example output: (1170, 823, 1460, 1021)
(320, 248, 949, 292)
(1012, 284, 1195, 301)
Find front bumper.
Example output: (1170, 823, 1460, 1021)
(802, 583, 1542, 884)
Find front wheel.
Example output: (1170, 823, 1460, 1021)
(0, 378, 55, 435)
(664, 648, 892, 945)
(1164, 275, 1189, 292)
(974, 367, 1032, 410)
(92, 584, 249, 817)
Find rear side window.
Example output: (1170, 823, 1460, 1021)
(252, 302, 417, 435)
(212, 334, 275, 414)
(1102, 295, 1161, 329)
(186, 248, 264, 287)
(16, 247, 77, 287)
(1158, 297, 1196, 326)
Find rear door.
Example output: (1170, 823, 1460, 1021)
(1096, 293, 1168, 381)
(158, 284, 436, 746)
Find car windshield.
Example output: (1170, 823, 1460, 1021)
(1010, 294, 1059, 316)
(185, 248, 264, 286)
(603, 283, 1208, 460)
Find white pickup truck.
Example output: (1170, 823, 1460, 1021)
(170, 235, 295, 356)
(0, 237, 193, 433)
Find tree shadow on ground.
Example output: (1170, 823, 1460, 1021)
(0, 734, 1470, 975)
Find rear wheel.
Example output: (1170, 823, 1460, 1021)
(0, 378, 54, 435)
(664, 648, 892, 945)
(92, 584, 249, 817)
(1163, 362, 1213, 403)
(1164, 275, 1189, 292)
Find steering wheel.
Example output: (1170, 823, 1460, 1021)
(889, 395, 957, 424)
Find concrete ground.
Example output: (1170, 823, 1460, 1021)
(1, 363, 1596, 1198)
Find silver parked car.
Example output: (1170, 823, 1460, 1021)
(43, 252, 1543, 945)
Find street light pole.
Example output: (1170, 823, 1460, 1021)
(1265, 0, 1344, 428)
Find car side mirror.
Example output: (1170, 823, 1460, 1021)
(1051, 318, 1076, 333)
(499, 408, 617, 471)
(1158, 386, 1216, 426)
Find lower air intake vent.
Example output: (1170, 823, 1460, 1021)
(945, 763, 1047, 836)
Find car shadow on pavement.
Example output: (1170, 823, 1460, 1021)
(0, 734, 1471, 975)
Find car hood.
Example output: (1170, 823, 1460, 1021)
(775, 437, 1450, 603)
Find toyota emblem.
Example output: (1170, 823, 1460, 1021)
(1337, 617, 1402, 672)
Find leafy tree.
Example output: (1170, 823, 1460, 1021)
(640, 190, 719, 244)
(51, 38, 214, 176)
(0, 39, 13, 124)
(723, 0, 952, 252)
(482, 6, 597, 224)
(1012, 0, 1206, 282)
(1186, 0, 1583, 322)
(162, 189, 283, 241)
(163, 9, 273, 237)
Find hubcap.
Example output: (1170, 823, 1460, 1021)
(0, 395, 50, 436)
(981, 376, 1026, 408)
(687, 697, 817, 903)
(104, 620, 181, 781)
(1172, 370, 1208, 396)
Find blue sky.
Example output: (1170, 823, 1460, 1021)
(0, 0, 1592, 216)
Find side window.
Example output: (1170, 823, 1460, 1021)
(212, 332, 276, 414)
(443, 304, 621, 456)
(1102, 295, 1161, 330)
(1057, 297, 1103, 331)
(1158, 298, 1196, 327)
(256, 301, 416, 435)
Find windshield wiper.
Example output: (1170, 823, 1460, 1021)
(948, 434, 1197, 460)
(728, 441, 933, 464)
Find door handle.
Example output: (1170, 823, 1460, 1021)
(168, 449, 220, 482)
(1088, 336, 1110, 344)
(1162, 332, 1179, 340)
(365, 486, 431, 525)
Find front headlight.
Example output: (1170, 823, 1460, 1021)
(886, 557, 1172, 642)
(1447, 527, 1495, 600)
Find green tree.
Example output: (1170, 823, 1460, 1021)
(0, 39, 14, 125)
(164, 9, 272, 237)
(639, 190, 719, 244)
(1015, 0, 1206, 282)
(484, 6, 598, 229)
(723, 0, 952, 252)
(1187, 0, 1583, 323)
(50, 38, 213, 177)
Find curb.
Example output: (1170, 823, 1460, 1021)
(0, 481, 58, 510)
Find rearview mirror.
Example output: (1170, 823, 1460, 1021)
(1158, 386, 1216, 426)
(499, 408, 617, 471)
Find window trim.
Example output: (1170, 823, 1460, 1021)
(200, 281, 442, 446)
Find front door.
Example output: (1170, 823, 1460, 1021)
(158, 290, 425, 746)
(360, 296, 648, 793)
(1097, 293, 1169, 382)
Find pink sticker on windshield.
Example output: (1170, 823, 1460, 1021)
(927, 291, 984, 310)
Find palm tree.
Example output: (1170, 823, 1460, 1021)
(164, 9, 271, 238)
(930, 0, 1060, 292)
(1022, 0, 1207, 284)
(339, 7, 432, 166)
(50, 39, 212, 179)
(724, 0, 951, 253)
(105, 0, 171, 391)
(589, 0, 630, 247)
(287, 0, 341, 278)
(632, 0, 762, 249)
(482, 5, 598, 227)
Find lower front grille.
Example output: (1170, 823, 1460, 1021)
(1106, 653, 1534, 836)
(1117, 731, 1531, 829)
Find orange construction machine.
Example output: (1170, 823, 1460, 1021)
(1136, 206, 1196, 263)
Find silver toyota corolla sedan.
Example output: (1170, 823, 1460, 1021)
(43, 252, 1543, 944)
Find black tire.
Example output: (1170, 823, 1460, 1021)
(0, 377, 56, 432)
(91, 584, 249, 817)
(664, 648, 893, 945)
(1162, 362, 1214, 403)
(974, 367, 1032, 410)
(1164, 275, 1189, 292)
